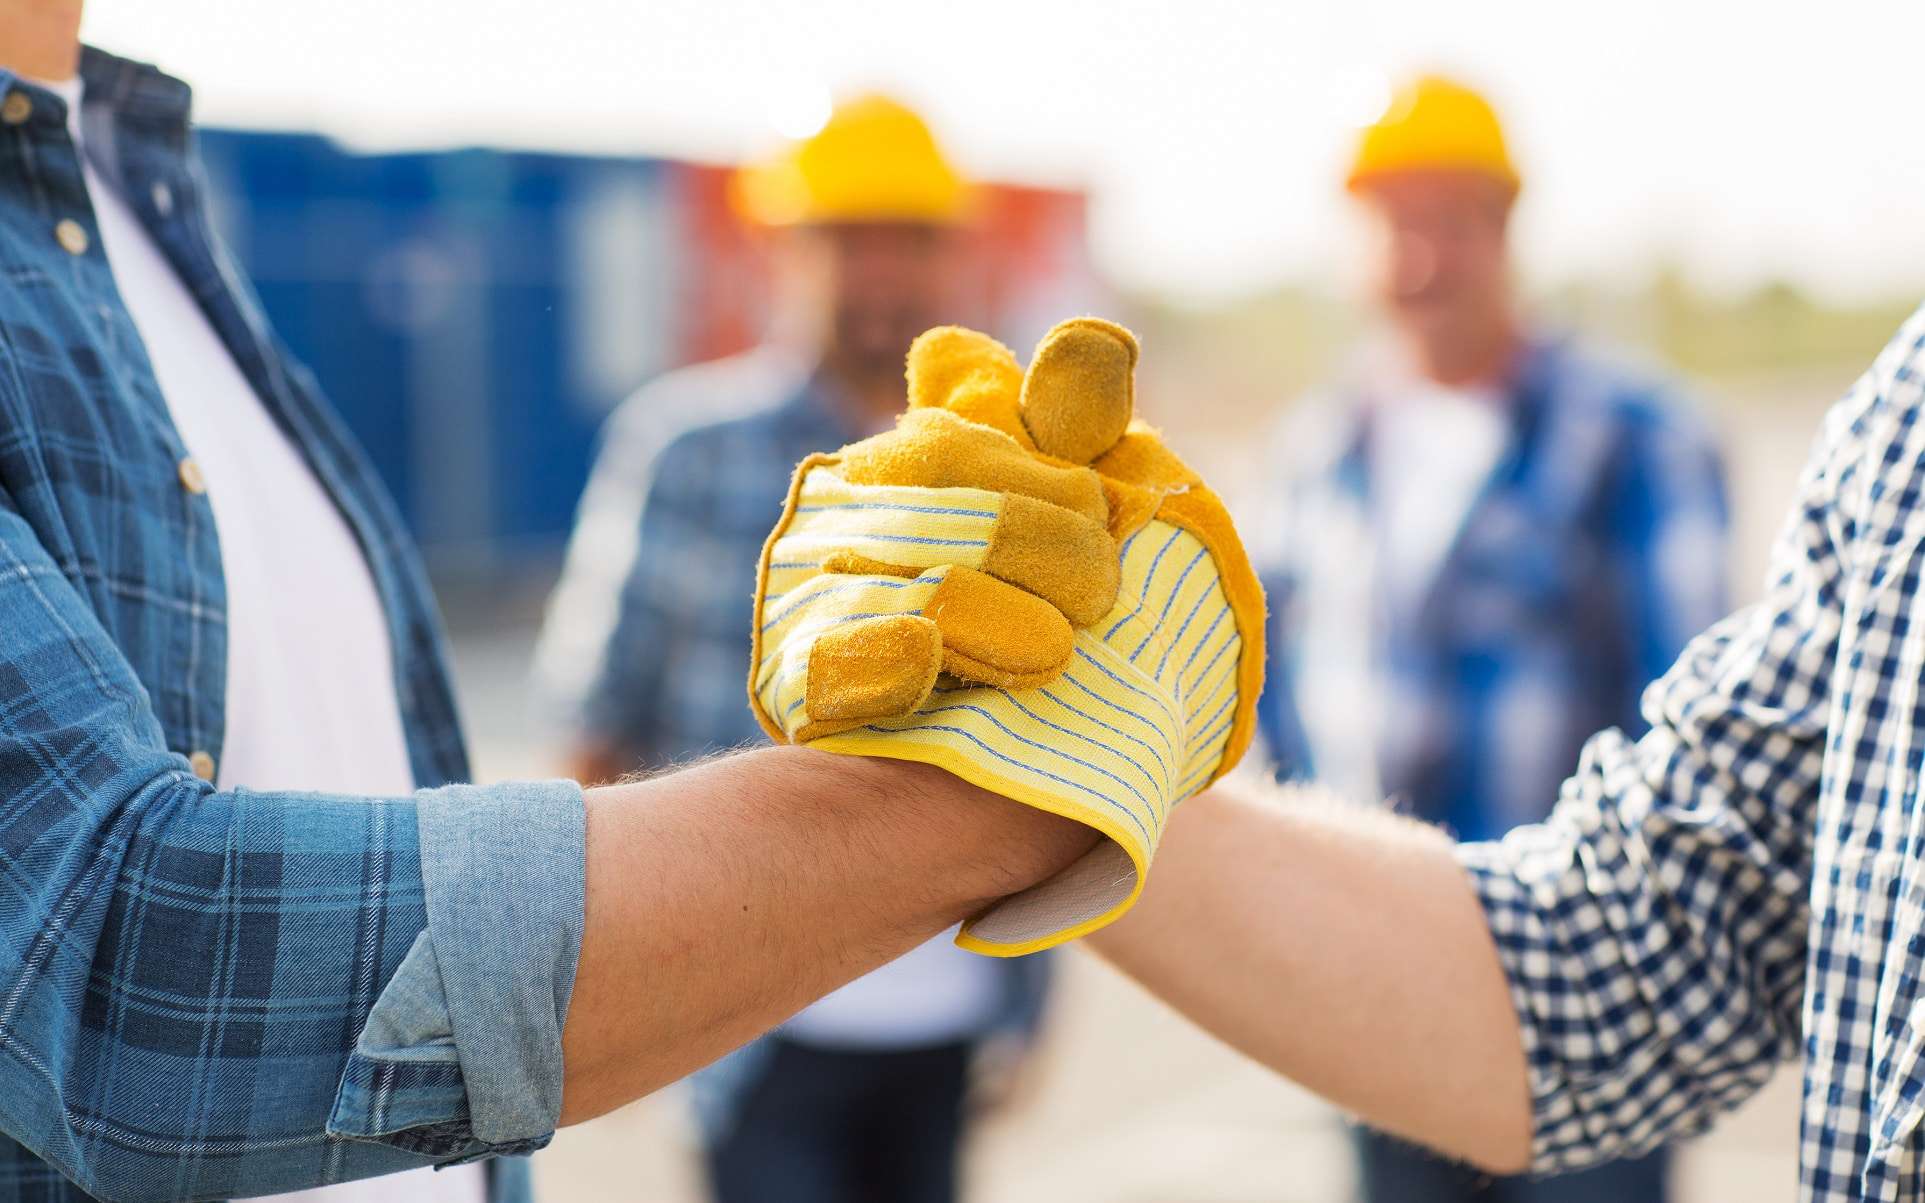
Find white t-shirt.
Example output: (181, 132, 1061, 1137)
(45, 75, 485, 1203)
(1369, 377, 1510, 612)
(782, 923, 1006, 1049)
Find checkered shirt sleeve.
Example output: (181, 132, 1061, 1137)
(1456, 352, 1875, 1172)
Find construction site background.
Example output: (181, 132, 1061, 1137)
(195, 98, 1916, 1203)
(46, 5, 1925, 1196)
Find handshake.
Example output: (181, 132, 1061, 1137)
(748, 318, 1266, 955)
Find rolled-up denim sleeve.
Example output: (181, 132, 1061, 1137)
(328, 779, 585, 1160)
(0, 482, 589, 1200)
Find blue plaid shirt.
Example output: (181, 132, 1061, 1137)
(1256, 337, 1731, 842)
(1451, 305, 1925, 1199)
(539, 351, 857, 763)
(0, 49, 583, 1202)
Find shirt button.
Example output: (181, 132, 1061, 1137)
(1, 91, 31, 125)
(54, 218, 88, 256)
(177, 456, 208, 494)
(151, 180, 175, 218)
(188, 750, 217, 781)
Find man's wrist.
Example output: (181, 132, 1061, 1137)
(780, 747, 1100, 920)
(557, 744, 1097, 1122)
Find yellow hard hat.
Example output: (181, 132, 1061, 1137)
(731, 94, 969, 227)
(1346, 75, 1520, 195)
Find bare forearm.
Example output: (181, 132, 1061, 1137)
(559, 745, 1096, 1123)
(1088, 781, 1532, 1173)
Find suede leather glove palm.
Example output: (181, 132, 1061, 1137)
(750, 318, 1265, 955)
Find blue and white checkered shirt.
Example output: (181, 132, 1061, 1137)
(1460, 305, 1925, 1199)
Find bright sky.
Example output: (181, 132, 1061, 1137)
(85, 0, 1925, 305)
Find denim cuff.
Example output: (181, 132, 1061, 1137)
(419, 779, 586, 1144)
(331, 779, 586, 1154)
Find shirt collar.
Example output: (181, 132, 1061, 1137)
(0, 46, 196, 174)
(1336, 331, 1565, 471)
(76, 45, 195, 133)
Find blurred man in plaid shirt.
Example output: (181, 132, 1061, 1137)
(538, 96, 1051, 1203)
(1250, 76, 1727, 1201)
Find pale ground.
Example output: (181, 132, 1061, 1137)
(443, 375, 1839, 1202)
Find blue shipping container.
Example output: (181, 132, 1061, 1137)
(198, 129, 678, 567)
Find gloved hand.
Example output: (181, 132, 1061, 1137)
(749, 318, 1265, 955)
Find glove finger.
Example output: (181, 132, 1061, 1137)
(797, 613, 944, 740)
(905, 326, 1034, 448)
(923, 565, 1073, 688)
(780, 496, 1117, 632)
(838, 409, 1108, 525)
(980, 494, 1119, 628)
(1019, 318, 1137, 466)
(772, 467, 1118, 626)
(754, 570, 944, 741)
(754, 566, 1075, 740)
(769, 562, 1075, 685)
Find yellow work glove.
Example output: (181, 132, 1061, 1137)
(749, 318, 1265, 955)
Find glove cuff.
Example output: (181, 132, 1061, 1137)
(805, 728, 1153, 957)
(1157, 484, 1268, 789)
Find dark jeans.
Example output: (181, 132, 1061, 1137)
(704, 1035, 974, 1203)
(1354, 1127, 1670, 1203)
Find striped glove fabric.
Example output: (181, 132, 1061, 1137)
(749, 318, 1265, 955)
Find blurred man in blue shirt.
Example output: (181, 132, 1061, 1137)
(1253, 76, 1728, 1203)
(538, 96, 1049, 1203)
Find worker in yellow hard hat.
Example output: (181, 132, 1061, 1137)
(537, 94, 1049, 1203)
(1237, 74, 1726, 1201)
(725, 93, 975, 431)
(1344, 74, 1522, 385)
